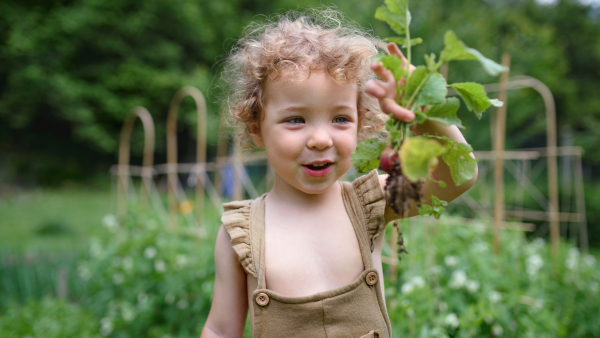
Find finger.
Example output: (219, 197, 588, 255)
(380, 98, 415, 122)
(388, 42, 405, 60)
(365, 79, 391, 99)
(387, 42, 416, 74)
(371, 61, 396, 86)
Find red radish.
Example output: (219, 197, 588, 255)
(379, 146, 398, 174)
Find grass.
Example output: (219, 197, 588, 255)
(0, 186, 112, 253)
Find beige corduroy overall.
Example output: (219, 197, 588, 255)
(222, 170, 391, 338)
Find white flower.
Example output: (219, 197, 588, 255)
(137, 293, 148, 306)
(90, 242, 102, 258)
(154, 260, 167, 273)
(144, 246, 157, 259)
(122, 305, 135, 322)
(565, 247, 580, 270)
(100, 317, 113, 336)
(112, 273, 124, 285)
(485, 316, 494, 324)
(102, 214, 119, 232)
(165, 293, 175, 304)
(445, 255, 458, 267)
(533, 299, 544, 310)
(410, 276, 426, 288)
(176, 254, 188, 269)
(473, 241, 489, 253)
(445, 313, 459, 329)
(491, 324, 504, 336)
(401, 282, 415, 295)
(489, 291, 502, 304)
(466, 280, 480, 293)
(583, 255, 596, 268)
(439, 302, 448, 312)
(449, 270, 467, 289)
(590, 282, 599, 293)
(122, 256, 134, 271)
(177, 299, 189, 309)
(77, 265, 92, 281)
(428, 265, 443, 275)
(526, 254, 544, 277)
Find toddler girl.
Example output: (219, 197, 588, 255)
(201, 8, 476, 338)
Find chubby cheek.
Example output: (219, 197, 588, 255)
(337, 132, 358, 170)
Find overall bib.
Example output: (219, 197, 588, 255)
(222, 170, 391, 338)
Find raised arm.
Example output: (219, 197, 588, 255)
(365, 43, 478, 223)
(200, 225, 248, 338)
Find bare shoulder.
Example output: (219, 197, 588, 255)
(378, 173, 389, 190)
(200, 225, 248, 338)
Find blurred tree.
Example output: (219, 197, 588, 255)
(0, 0, 599, 184)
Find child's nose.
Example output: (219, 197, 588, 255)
(306, 127, 333, 150)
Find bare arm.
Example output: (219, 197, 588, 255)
(378, 123, 478, 223)
(200, 225, 248, 338)
(364, 42, 478, 223)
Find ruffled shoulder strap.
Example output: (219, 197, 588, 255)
(221, 199, 256, 277)
(352, 169, 386, 252)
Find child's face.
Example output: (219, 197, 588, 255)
(252, 69, 359, 195)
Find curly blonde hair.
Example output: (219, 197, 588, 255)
(221, 8, 388, 147)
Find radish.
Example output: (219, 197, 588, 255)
(379, 146, 398, 174)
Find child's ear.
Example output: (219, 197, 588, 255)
(249, 125, 264, 148)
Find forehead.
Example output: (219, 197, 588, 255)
(263, 69, 358, 110)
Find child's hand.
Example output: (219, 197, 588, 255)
(365, 42, 416, 123)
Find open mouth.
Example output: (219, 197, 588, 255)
(303, 162, 332, 171)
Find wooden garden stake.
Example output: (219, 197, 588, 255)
(493, 53, 510, 255)
(166, 87, 207, 229)
(117, 106, 155, 217)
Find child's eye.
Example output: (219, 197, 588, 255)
(333, 116, 350, 124)
(285, 117, 305, 124)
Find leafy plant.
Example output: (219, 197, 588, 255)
(385, 217, 600, 337)
(0, 297, 102, 338)
(352, 0, 507, 220)
(78, 209, 217, 338)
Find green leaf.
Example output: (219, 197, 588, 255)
(449, 82, 491, 119)
(425, 97, 465, 129)
(432, 136, 477, 186)
(400, 136, 446, 182)
(440, 31, 477, 63)
(489, 99, 504, 107)
(432, 195, 448, 206)
(387, 37, 423, 48)
(375, 53, 405, 83)
(351, 138, 386, 173)
(415, 73, 447, 107)
(375, 6, 408, 35)
(440, 31, 508, 76)
(414, 111, 428, 124)
(385, 0, 409, 15)
(418, 204, 433, 216)
(464, 47, 509, 77)
(405, 66, 428, 102)
(432, 205, 445, 219)
(424, 53, 438, 72)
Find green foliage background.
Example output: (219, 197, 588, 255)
(2, 0, 599, 182)
(1, 0, 600, 242)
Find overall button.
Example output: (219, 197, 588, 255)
(366, 272, 378, 286)
(256, 293, 270, 306)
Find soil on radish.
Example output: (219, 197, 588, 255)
(384, 153, 423, 261)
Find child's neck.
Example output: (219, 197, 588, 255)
(266, 176, 341, 209)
